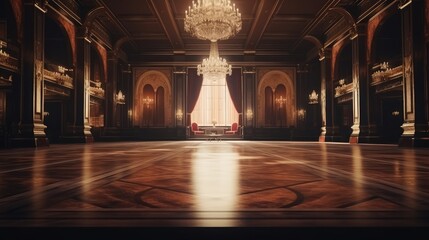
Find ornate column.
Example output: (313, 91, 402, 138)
(399, 0, 429, 147)
(123, 64, 132, 128)
(63, 26, 93, 143)
(319, 48, 334, 142)
(106, 51, 118, 128)
(349, 24, 370, 143)
(11, 0, 48, 147)
(173, 68, 186, 127)
(243, 67, 256, 139)
(173, 67, 186, 139)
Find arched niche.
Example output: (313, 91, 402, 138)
(134, 70, 172, 127)
(369, 11, 404, 143)
(88, 45, 106, 128)
(0, 0, 20, 71)
(0, 0, 19, 42)
(257, 70, 296, 127)
(43, 16, 74, 143)
(0, 0, 21, 147)
(44, 16, 73, 71)
(332, 41, 353, 142)
(333, 41, 352, 84)
(370, 12, 402, 67)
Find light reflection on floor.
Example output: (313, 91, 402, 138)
(0, 141, 429, 230)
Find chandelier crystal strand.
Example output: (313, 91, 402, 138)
(197, 40, 232, 82)
(185, 0, 242, 41)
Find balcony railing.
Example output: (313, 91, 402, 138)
(44, 64, 74, 89)
(89, 80, 105, 99)
(335, 79, 353, 97)
(371, 65, 403, 85)
(371, 62, 403, 86)
(0, 41, 19, 72)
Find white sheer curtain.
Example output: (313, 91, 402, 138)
(191, 76, 238, 126)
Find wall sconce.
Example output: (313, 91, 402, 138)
(308, 90, 319, 104)
(176, 109, 183, 121)
(116, 90, 126, 104)
(392, 111, 400, 116)
(275, 96, 287, 108)
(246, 109, 253, 120)
(297, 108, 306, 120)
(142, 96, 154, 108)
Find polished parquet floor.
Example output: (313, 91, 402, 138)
(1, 141, 429, 239)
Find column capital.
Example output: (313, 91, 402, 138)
(23, 0, 49, 13)
(318, 48, 331, 62)
(398, 0, 412, 10)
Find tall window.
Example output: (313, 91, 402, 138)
(191, 76, 238, 126)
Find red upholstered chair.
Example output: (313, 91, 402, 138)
(225, 122, 238, 134)
(191, 122, 204, 135)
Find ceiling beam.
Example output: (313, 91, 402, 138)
(117, 15, 157, 22)
(292, 0, 341, 51)
(273, 14, 314, 22)
(244, 0, 283, 52)
(148, 0, 185, 52)
(97, 0, 137, 49)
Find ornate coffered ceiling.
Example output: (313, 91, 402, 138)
(70, 0, 390, 64)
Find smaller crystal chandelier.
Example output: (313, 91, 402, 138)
(275, 96, 287, 108)
(142, 96, 154, 108)
(185, 0, 242, 41)
(197, 41, 232, 82)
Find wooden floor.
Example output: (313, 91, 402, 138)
(0, 141, 428, 239)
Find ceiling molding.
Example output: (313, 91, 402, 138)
(97, 0, 137, 49)
(244, 0, 283, 51)
(292, 0, 342, 51)
(148, 0, 184, 51)
(273, 14, 314, 22)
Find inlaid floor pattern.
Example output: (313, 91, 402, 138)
(1, 141, 429, 229)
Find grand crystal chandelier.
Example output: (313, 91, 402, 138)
(185, 0, 242, 41)
(197, 41, 232, 82)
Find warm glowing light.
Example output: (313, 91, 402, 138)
(197, 41, 232, 82)
(309, 90, 319, 104)
(185, 0, 242, 41)
(275, 96, 287, 107)
(116, 90, 126, 104)
(192, 144, 239, 211)
(297, 108, 306, 120)
(176, 109, 183, 120)
(142, 96, 154, 108)
(246, 109, 253, 120)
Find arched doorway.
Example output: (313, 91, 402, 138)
(257, 70, 296, 128)
(134, 70, 172, 127)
